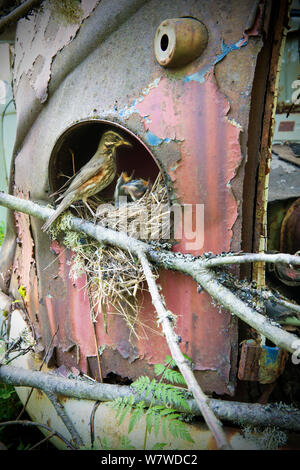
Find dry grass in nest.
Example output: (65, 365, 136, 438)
(52, 174, 172, 339)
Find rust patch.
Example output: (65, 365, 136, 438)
(278, 121, 295, 132)
(87, 348, 155, 382)
(238, 340, 288, 384)
(280, 198, 300, 254)
(253, 0, 289, 281)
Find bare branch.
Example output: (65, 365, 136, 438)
(45, 391, 83, 448)
(0, 192, 299, 355)
(1, 364, 300, 432)
(137, 249, 231, 450)
(192, 266, 300, 354)
(1, 192, 300, 445)
(203, 252, 300, 268)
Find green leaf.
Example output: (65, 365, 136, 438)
(128, 406, 145, 434)
(159, 408, 178, 417)
(146, 411, 153, 433)
(101, 436, 110, 450)
(18, 285, 26, 299)
(0, 389, 14, 399)
(120, 435, 135, 450)
(152, 442, 167, 450)
(164, 355, 177, 368)
(182, 353, 193, 363)
(163, 369, 186, 385)
(153, 413, 161, 437)
(154, 363, 165, 376)
(118, 403, 132, 426)
(161, 416, 168, 438)
(145, 379, 157, 397)
(131, 376, 150, 394)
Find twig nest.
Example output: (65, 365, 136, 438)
(51, 174, 172, 339)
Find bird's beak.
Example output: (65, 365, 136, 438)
(119, 139, 132, 148)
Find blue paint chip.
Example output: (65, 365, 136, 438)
(146, 131, 163, 145)
(183, 36, 249, 84)
(262, 345, 280, 365)
(183, 66, 210, 84)
(214, 37, 248, 65)
(145, 131, 171, 146)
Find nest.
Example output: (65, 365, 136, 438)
(51, 174, 172, 339)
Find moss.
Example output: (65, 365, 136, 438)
(47, 0, 83, 25)
(242, 425, 288, 450)
(0, 221, 5, 246)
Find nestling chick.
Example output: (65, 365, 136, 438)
(114, 172, 150, 207)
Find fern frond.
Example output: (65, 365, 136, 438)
(119, 401, 133, 426)
(163, 368, 186, 385)
(145, 378, 158, 398)
(154, 363, 166, 376)
(146, 410, 153, 433)
(128, 402, 146, 434)
(131, 376, 151, 395)
(164, 354, 177, 368)
(152, 442, 167, 450)
(152, 383, 190, 411)
(110, 395, 135, 425)
(120, 435, 135, 450)
(153, 412, 161, 437)
(167, 418, 195, 443)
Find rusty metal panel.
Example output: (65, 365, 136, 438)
(7, 0, 275, 395)
(238, 340, 288, 384)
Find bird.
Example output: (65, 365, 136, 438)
(42, 130, 132, 231)
(114, 172, 150, 207)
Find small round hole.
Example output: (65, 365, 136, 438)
(160, 34, 169, 51)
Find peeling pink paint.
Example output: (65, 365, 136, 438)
(39, 72, 241, 392)
(45, 243, 97, 371)
(136, 73, 242, 255)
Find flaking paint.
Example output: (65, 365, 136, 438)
(5, 0, 275, 395)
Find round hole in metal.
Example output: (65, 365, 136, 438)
(160, 33, 169, 51)
(48, 119, 161, 201)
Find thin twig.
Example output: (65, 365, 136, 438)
(203, 252, 300, 268)
(17, 326, 59, 420)
(0, 420, 76, 450)
(69, 148, 76, 176)
(92, 320, 103, 382)
(0, 337, 21, 364)
(89, 400, 101, 449)
(193, 265, 300, 354)
(28, 431, 56, 450)
(45, 390, 83, 448)
(137, 249, 231, 450)
(263, 292, 300, 315)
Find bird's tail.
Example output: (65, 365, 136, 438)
(42, 193, 74, 232)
